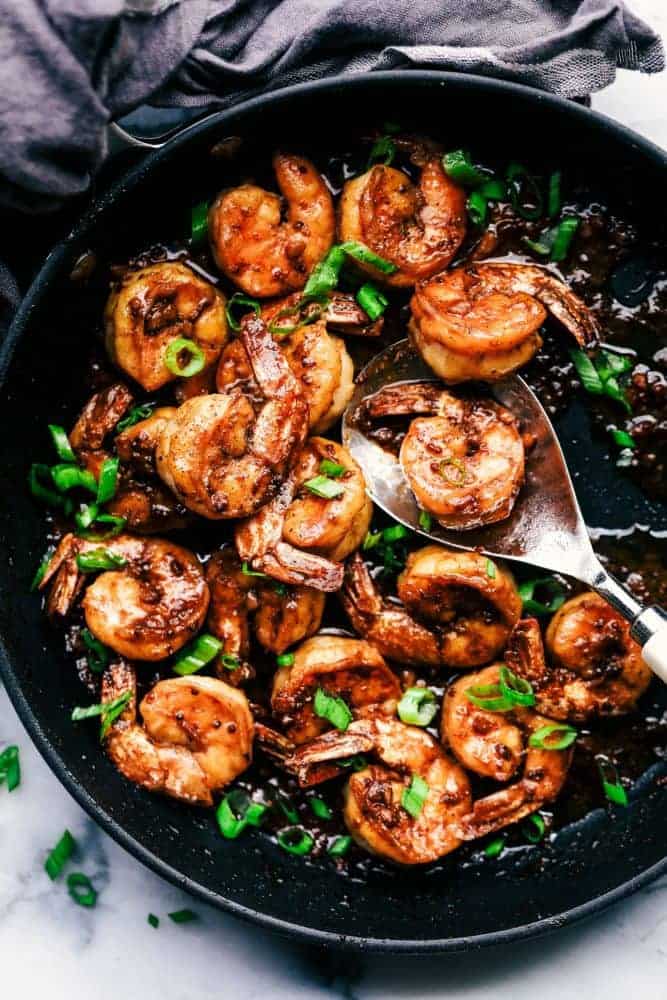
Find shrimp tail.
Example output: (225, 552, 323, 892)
(365, 381, 443, 418)
(259, 542, 344, 592)
(39, 534, 85, 618)
(505, 617, 549, 684)
(536, 278, 600, 349)
(286, 728, 375, 787)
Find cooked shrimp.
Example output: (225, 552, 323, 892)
(507, 598, 651, 721)
(156, 314, 308, 519)
(442, 663, 573, 838)
(366, 382, 525, 529)
(205, 547, 325, 664)
(105, 262, 228, 392)
(410, 261, 600, 383)
(341, 548, 521, 669)
(70, 383, 134, 459)
(288, 716, 472, 864)
(102, 660, 253, 806)
(208, 153, 335, 298)
(339, 144, 466, 287)
(271, 635, 401, 744)
(40, 534, 209, 661)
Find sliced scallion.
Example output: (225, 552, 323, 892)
(486, 559, 496, 579)
(225, 292, 261, 332)
(309, 797, 332, 821)
(80, 628, 109, 674)
(172, 634, 223, 676)
(51, 464, 97, 495)
(45, 829, 76, 880)
(217, 790, 268, 839)
(191, 200, 209, 244)
(529, 723, 577, 750)
(303, 246, 347, 299)
(241, 562, 266, 578)
(339, 241, 397, 274)
(303, 475, 345, 500)
(76, 549, 126, 573)
(356, 282, 389, 321)
(76, 512, 126, 542)
(464, 682, 515, 713)
(29, 463, 66, 508)
(327, 835, 352, 858)
(0, 745, 20, 791)
(549, 217, 579, 262)
(96, 457, 119, 504)
(467, 190, 488, 227)
(220, 652, 239, 671)
(168, 909, 198, 923)
(506, 162, 543, 220)
(116, 403, 156, 433)
(498, 665, 535, 708)
(164, 337, 206, 378)
(401, 774, 429, 818)
(610, 428, 635, 449)
(397, 687, 438, 727)
(522, 813, 546, 843)
(314, 687, 352, 731)
(442, 149, 488, 187)
(30, 548, 54, 591)
(484, 836, 506, 859)
(48, 424, 76, 463)
(71, 691, 132, 741)
(518, 576, 566, 616)
(148, 913, 159, 929)
(367, 135, 396, 168)
(276, 652, 295, 668)
(418, 510, 432, 532)
(319, 458, 346, 478)
(597, 757, 629, 806)
(67, 872, 97, 908)
(277, 826, 314, 856)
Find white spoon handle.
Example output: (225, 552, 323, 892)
(634, 607, 667, 684)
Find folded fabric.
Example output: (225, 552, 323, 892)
(0, 0, 663, 211)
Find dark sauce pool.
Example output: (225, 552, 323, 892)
(50, 133, 667, 877)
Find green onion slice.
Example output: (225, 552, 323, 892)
(80, 628, 109, 674)
(418, 510, 432, 532)
(382, 524, 409, 543)
(397, 687, 438, 727)
(506, 162, 544, 220)
(401, 774, 429, 818)
(610, 428, 635, 449)
(168, 909, 198, 924)
(29, 463, 67, 508)
(522, 229, 556, 257)
(479, 178, 506, 201)
(498, 665, 535, 707)
(309, 796, 332, 821)
(356, 282, 389, 321)
(328, 835, 352, 858)
(319, 458, 346, 478)
(96, 457, 119, 504)
(464, 682, 515, 713)
(71, 691, 132, 741)
(339, 241, 397, 274)
(67, 872, 97, 907)
(569, 348, 604, 394)
(148, 913, 159, 929)
(486, 559, 496, 579)
(303, 246, 347, 299)
(116, 403, 156, 433)
(518, 577, 566, 616)
(547, 171, 561, 218)
(277, 826, 314, 856)
(550, 217, 579, 263)
(442, 149, 488, 187)
(241, 562, 267, 577)
(529, 723, 578, 750)
(225, 292, 262, 332)
(191, 200, 209, 244)
(467, 190, 488, 227)
(220, 652, 240, 671)
(217, 789, 268, 839)
(367, 135, 396, 168)
(337, 754, 368, 772)
(45, 829, 76, 880)
(30, 548, 54, 591)
(51, 464, 98, 495)
(48, 424, 76, 463)
(172, 633, 223, 676)
(276, 652, 295, 668)
(76, 512, 126, 542)
(303, 475, 345, 500)
(276, 794, 299, 824)
(164, 337, 206, 378)
(522, 812, 547, 843)
(0, 744, 20, 791)
(74, 502, 99, 533)
(484, 836, 506, 859)
(76, 548, 127, 573)
(267, 297, 324, 337)
(314, 687, 352, 731)
(597, 758, 629, 806)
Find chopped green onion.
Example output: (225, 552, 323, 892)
(277, 826, 314, 856)
(362, 530, 382, 550)
(522, 813, 546, 843)
(45, 829, 76, 880)
(506, 162, 544, 220)
(76, 512, 127, 542)
(569, 348, 604, 394)
(401, 774, 429, 818)
(484, 836, 506, 859)
(486, 559, 496, 579)
(309, 797, 332, 821)
(550, 217, 579, 262)
(51, 464, 98, 495)
(303, 475, 345, 499)
(273, 581, 288, 596)
(597, 758, 629, 806)
(397, 687, 438, 727)
(522, 229, 556, 256)
(610, 428, 635, 449)
(29, 463, 67, 508)
(319, 458, 346, 478)
(314, 687, 352, 731)
(48, 424, 76, 463)
(337, 755, 368, 772)
(467, 190, 488, 227)
(518, 577, 567, 616)
(76, 548, 126, 573)
(367, 135, 396, 168)
(80, 628, 109, 674)
(356, 282, 389, 321)
(276, 652, 295, 668)
(442, 149, 488, 187)
(303, 246, 347, 299)
(328, 835, 352, 858)
(172, 634, 223, 676)
(164, 337, 206, 378)
(570, 348, 632, 413)
(479, 178, 506, 201)
(116, 403, 156, 433)
(276, 795, 299, 824)
(0, 745, 20, 791)
(168, 909, 198, 924)
(74, 502, 99, 533)
(217, 790, 268, 839)
(148, 913, 159, 929)
(498, 665, 535, 708)
(67, 872, 97, 908)
(96, 457, 119, 504)
(464, 682, 515, 713)
(418, 510, 432, 532)
(71, 691, 132, 741)
(191, 200, 209, 244)
(547, 171, 561, 218)
(267, 297, 324, 337)
(339, 241, 397, 274)
(220, 652, 240, 671)
(225, 292, 262, 332)
(30, 548, 54, 591)
(529, 723, 578, 750)
(362, 522, 411, 576)
(241, 562, 266, 578)
(382, 524, 409, 543)
(598, 348, 634, 377)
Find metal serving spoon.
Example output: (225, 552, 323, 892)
(342, 340, 667, 682)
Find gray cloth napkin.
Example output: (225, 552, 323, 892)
(0, 0, 663, 213)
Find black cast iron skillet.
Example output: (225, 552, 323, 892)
(1, 72, 666, 953)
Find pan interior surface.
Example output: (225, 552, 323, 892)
(0, 73, 665, 951)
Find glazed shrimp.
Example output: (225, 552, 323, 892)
(102, 661, 253, 806)
(507, 599, 651, 721)
(70, 383, 134, 461)
(271, 635, 401, 744)
(40, 534, 209, 661)
(105, 262, 228, 392)
(442, 663, 573, 839)
(288, 716, 472, 864)
(341, 548, 521, 669)
(208, 153, 335, 298)
(339, 143, 466, 287)
(410, 261, 600, 383)
(366, 382, 525, 529)
(156, 314, 308, 519)
(205, 547, 325, 664)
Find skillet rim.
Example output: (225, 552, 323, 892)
(1, 69, 666, 953)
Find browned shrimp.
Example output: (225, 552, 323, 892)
(40, 534, 209, 661)
(339, 143, 466, 287)
(410, 261, 599, 383)
(208, 153, 335, 298)
(366, 382, 525, 529)
(508, 599, 651, 721)
(156, 314, 308, 519)
(70, 382, 135, 459)
(341, 548, 521, 669)
(442, 663, 573, 839)
(105, 262, 228, 391)
(102, 661, 253, 806)
(271, 635, 401, 744)
(288, 716, 472, 864)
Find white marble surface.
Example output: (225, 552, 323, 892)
(2, 3, 667, 996)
